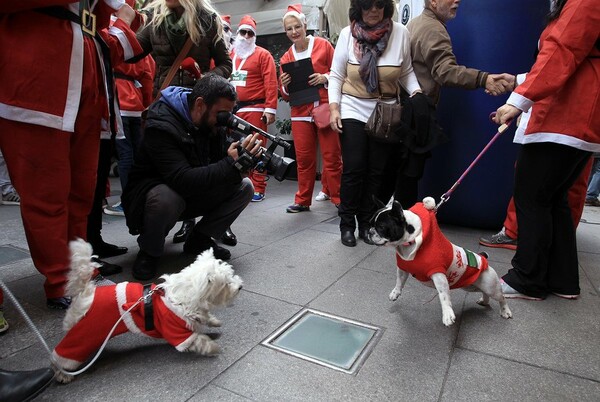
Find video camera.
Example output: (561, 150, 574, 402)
(216, 112, 295, 182)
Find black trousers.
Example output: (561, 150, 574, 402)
(504, 142, 592, 297)
(338, 119, 371, 231)
(87, 138, 112, 244)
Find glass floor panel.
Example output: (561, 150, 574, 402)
(262, 309, 381, 374)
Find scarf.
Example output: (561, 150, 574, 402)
(351, 18, 392, 94)
(165, 11, 188, 51)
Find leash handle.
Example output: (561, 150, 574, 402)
(436, 113, 513, 211)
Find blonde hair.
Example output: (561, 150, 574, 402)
(143, 0, 224, 45)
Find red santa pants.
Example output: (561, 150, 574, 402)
(0, 40, 102, 300)
(236, 111, 269, 194)
(503, 157, 593, 238)
(291, 120, 342, 206)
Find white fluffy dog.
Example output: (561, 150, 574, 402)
(367, 197, 512, 326)
(52, 239, 243, 383)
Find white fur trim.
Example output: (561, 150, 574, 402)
(52, 350, 82, 370)
(238, 24, 256, 35)
(108, 25, 135, 61)
(115, 282, 143, 335)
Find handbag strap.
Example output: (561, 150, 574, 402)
(153, 36, 194, 103)
(376, 79, 400, 103)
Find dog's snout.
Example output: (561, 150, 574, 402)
(238, 285, 243, 290)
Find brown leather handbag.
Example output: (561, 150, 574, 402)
(365, 83, 403, 143)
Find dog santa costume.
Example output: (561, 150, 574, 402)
(52, 282, 197, 369)
(396, 202, 489, 289)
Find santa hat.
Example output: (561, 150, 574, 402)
(283, 4, 306, 25)
(237, 15, 257, 35)
(220, 15, 231, 29)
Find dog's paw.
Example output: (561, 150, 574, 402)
(500, 306, 513, 319)
(53, 369, 74, 384)
(207, 316, 221, 327)
(389, 288, 402, 301)
(476, 296, 490, 306)
(442, 310, 456, 326)
(203, 340, 221, 356)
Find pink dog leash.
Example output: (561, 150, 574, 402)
(435, 113, 513, 211)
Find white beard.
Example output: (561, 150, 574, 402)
(233, 36, 256, 59)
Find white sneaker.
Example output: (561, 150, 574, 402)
(104, 201, 125, 216)
(315, 191, 330, 202)
(501, 280, 543, 301)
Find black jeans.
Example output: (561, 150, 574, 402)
(504, 142, 591, 297)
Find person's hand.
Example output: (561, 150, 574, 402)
(492, 104, 521, 125)
(329, 104, 342, 133)
(228, 133, 263, 159)
(485, 73, 515, 95)
(262, 112, 275, 125)
(308, 73, 326, 86)
(115, 3, 136, 26)
(280, 72, 291, 87)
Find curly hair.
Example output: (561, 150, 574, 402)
(349, 0, 396, 23)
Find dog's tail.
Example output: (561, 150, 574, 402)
(65, 239, 98, 297)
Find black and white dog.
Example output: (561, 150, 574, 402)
(368, 196, 512, 326)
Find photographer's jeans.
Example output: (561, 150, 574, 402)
(138, 178, 253, 256)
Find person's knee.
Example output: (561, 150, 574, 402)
(240, 178, 254, 201)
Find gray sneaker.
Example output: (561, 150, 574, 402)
(1, 190, 20, 206)
(479, 228, 517, 250)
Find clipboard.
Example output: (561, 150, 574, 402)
(281, 58, 320, 106)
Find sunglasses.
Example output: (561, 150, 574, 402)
(238, 29, 255, 37)
(360, 0, 386, 10)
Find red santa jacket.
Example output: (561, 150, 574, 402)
(508, 0, 600, 152)
(396, 203, 488, 289)
(52, 282, 197, 369)
(112, 18, 156, 115)
(0, 1, 143, 133)
(230, 45, 278, 116)
(279, 35, 334, 119)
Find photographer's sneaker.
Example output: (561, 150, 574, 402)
(479, 228, 517, 250)
(1, 190, 20, 205)
(286, 203, 310, 213)
(315, 191, 330, 202)
(104, 201, 125, 216)
(251, 192, 265, 202)
(585, 198, 600, 207)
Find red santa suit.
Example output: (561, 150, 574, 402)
(52, 283, 197, 369)
(396, 203, 488, 289)
(0, 1, 143, 302)
(280, 35, 342, 206)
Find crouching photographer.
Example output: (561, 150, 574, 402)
(122, 75, 262, 280)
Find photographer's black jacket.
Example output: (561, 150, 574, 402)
(122, 99, 241, 235)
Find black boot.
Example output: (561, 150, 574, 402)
(92, 257, 123, 276)
(132, 250, 159, 281)
(173, 220, 194, 244)
(0, 368, 55, 402)
(221, 227, 237, 246)
(89, 239, 128, 258)
(184, 233, 231, 260)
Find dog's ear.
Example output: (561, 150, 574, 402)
(391, 200, 404, 216)
(372, 195, 386, 209)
